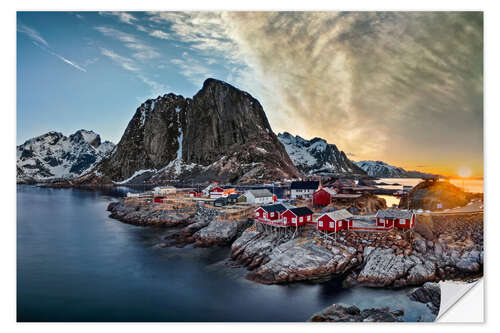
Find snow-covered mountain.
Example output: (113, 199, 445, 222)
(17, 130, 115, 183)
(277, 132, 366, 176)
(355, 160, 435, 178)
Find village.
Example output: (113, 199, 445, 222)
(121, 179, 426, 245)
(106, 175, 483, 296)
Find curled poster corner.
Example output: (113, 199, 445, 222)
(437, 279, 483, 322)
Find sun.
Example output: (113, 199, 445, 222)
(458, 166, 472, 178)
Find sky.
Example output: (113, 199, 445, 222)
(17, 12, 483, 177)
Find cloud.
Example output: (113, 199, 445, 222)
(95, 26, 159, 60)
(145, 12, 483, 175)
(170, 54, 216, 86)
(149, 30, 170, 40)
(99, 12, 137, 25)
(48, 50, 87, 72)
(100, 48, 138, 72)
(100, 47, 168, 98)
(18, 24, 87, 73)
(146, 12, 241, 62)
(18, 24, 48, 47)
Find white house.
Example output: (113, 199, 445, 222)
(243, 189, 274, 204)
(153, 186, 176, 195)
(290, 181, 320, 199)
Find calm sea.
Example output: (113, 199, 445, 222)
(17, 185, 435, 322)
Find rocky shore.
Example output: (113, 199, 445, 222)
(107, 199, 483, 288)
(232, 226, 358, 284)
(310, 303, 404, 322)
(407, 282, 441, 315)
(107, 199, 196, 227)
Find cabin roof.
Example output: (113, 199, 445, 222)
(317, 187, 336, 195)
(227, 193, 240, 199)
(375, 209, 413, 219)
(290, 181, 320, 190)
(246, 189, 273, 198)
(321, 209, 353, 221)
(287, 206, 314, 216)
(258, 203, 287, 213)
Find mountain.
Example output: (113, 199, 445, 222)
(17, 130, 115, 184)
(355, 160, 435, 178)
(77, 78, 300, 185)
(277, 132, 366, 176)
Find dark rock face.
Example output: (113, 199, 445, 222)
(408, 282, 441, 315)
(83, 79, 300, 184)
(310, 303, 404, 322)
(278, 132, 366, 176)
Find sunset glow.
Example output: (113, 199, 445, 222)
(458, 166, 473, 178)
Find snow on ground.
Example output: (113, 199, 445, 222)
(256, 147, 268, 154)
(114, 169, 156, 184)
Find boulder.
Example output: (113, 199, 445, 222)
(310, 303, 404, 322)
(408, 282, 441, 315)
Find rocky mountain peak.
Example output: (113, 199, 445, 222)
(80, 78, 300, 184)
(277, 132, 365, 176)
(17, 129, 115, 183)
(70, 129, 101, 148)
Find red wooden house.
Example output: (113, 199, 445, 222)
(375, 209, 415, 229)
(153, 196, 166, 203)
(254, 204, 287, 223)
(282, 207, 314, 226)
(209, 187, 224, 199)
(312, 187, 337, 206)
(317, 209, 353, 232)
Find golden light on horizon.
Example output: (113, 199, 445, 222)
(458, 166, 472, 178)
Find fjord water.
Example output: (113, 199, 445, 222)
(17, 186, 434, 322)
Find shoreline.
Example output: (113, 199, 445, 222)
(107, 197, 483, 288)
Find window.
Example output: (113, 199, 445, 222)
(307, 215, 311, 221)
(255, 211, 259, 217)
(330, 222, 334, 228)
(339, 221, 342, 227)
(292, 217, 297, 224)
(300, 217, 303, 222)
(319, 221, 323, 227)
(270, 212, 274, 217)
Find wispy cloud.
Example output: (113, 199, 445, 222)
(18, 24, 86, 72)
(170, 52, 216, 86)
(100, 48, 138, 72)
(100, 47, 167, 98)
(146, 12, 240, 62)
(18, 24, 48, 47)
(149, 30, 170, 40)
(99, 12, 137, 25)
(95, 26, 159, 60)
(48, 50, 87, 72)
